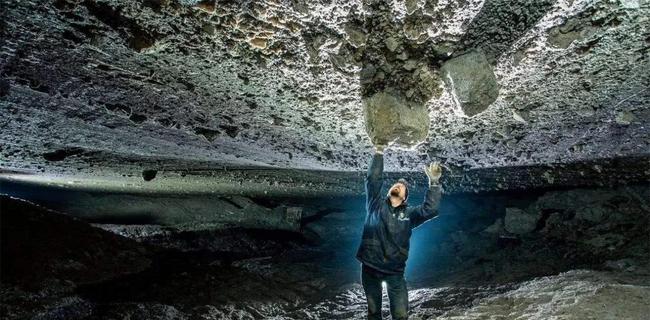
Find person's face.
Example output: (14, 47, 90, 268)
(388, 182, 407, 202)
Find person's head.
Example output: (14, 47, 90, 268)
(387, 178, 409, 206)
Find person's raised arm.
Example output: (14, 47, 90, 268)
(408, 162, 443, 228)
(366, 145, 385, 210)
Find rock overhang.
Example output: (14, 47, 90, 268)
(0, 0, 648, 183)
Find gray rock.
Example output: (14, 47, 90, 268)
(615, 111, 636, 125)
(441, 50, 499, 117)
(604, 258, 638, 272)
(575, 206, 607, 223)
(344, 24, 367, 48)
(1, 0, 648, 188)
(504, 207, 540, 235)
(47, 193, 303, 232)
(363, 91, 430, 147)
(483, 218, 504, 234)
(385, 37, 400, 52)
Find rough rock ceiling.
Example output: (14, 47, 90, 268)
(1, 0, 649, 178)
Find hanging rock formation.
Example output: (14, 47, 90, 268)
(0, 0, 646, 181)
(441, 50, 499, 117)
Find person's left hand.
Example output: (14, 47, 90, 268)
(424, 162, 442, 185)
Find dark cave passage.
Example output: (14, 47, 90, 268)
(2, 178, 649, 319)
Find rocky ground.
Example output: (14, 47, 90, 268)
(2, 183, 648, 319)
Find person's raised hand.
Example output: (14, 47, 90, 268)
(424, 161, 442, 185)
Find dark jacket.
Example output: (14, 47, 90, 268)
(356, 153, 442, 274)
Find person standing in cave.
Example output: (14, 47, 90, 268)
(356, 145, 443, 320)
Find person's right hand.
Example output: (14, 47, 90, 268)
(424, 161, 442, 185)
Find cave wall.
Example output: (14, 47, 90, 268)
(2, 182, 649, 319)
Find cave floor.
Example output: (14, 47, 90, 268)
(2, 186, 650, 319)
(3, 239, 649, 320)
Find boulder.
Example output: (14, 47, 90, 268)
(441, 50, 499, 117)
(504, 207, 540, 235)
(363, 91, 430, 148)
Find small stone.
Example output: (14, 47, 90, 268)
(604, 258, 637, 271)
(202, 23, 215, 35)
(620, 0, 640, 9)
(512, 110, 527, 123)
(431, 42, 455, 57)
(615, 111, 635, 125)
(249, 37, 268, 49)
(542, 171, 555, 184)
(345, 25, 367, 48)
(194, 0, 216, 13)
(405, 0, 419, 14)
(416, 66, 442, 99)
(577, 106, 595, 117)
(575, 206, 607, 223)
(403, 59, 418, 71)
(385, 37, 399, 52)
(483, 218, 503, 234)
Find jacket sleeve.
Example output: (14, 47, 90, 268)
(408, 184, 442, 228)
(366, 153, 384, 211)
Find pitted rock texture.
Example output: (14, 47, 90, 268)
(0, 0, 649, 176)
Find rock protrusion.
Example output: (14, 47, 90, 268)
(441, 50, 499, 117)
(42, 147, 85, 161)
(504, 207, 540, 235)
(363, 92, 430, 148)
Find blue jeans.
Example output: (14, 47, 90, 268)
(361, 264, 408, 320)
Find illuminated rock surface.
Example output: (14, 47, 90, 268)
(363, 91, 430, 147)
(1, 0, 648, 178)
(440, 50, 499, 117)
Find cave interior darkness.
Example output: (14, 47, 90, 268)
(1, 0, 650, 319)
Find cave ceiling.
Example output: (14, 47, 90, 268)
(1, 0, 649, 180)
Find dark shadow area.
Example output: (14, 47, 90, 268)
(458, 0, 556, 62)
(0, 196, 150, 290)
